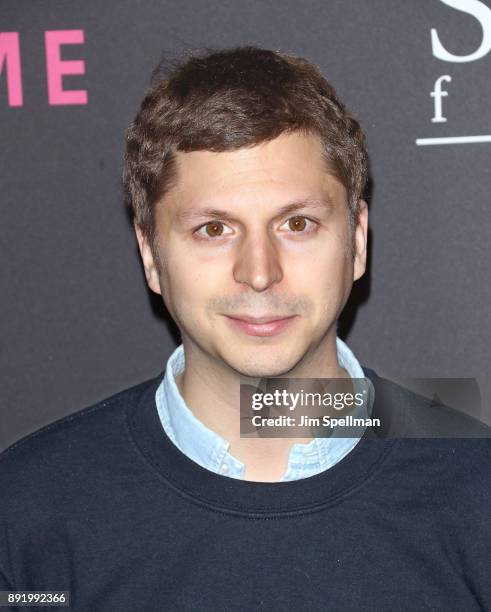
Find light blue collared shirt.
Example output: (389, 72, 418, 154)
(155, 337, 370, 481)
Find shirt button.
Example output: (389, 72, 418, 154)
(220, 463, 229, 474)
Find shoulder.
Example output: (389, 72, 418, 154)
(362, 366, 491, 485)
(0, 373, 161, 496)
(362, 366, 491, 440)
(361, 368, 491, 514)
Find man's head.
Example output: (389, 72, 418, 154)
(123, 46, 369, 378)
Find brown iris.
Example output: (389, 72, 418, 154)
(288, 216, 307, 231)
(204, 222, 225, 237)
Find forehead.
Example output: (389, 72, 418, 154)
(161, 131, 347, 214)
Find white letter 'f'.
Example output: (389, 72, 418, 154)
(431, 75, 452, 123)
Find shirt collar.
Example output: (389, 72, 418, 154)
(156, 337, 369, 475)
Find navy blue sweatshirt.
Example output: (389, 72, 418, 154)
(1, 368, 490, 611)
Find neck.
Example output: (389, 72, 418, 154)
(174, 329, 349, 482)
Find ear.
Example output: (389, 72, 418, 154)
(353, 199, 368, 282)
(133, 222, 162, 295)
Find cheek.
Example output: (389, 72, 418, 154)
(289, 240, 352, 314)
(164, 244, 228, 303)
(286, 231, 350, 277)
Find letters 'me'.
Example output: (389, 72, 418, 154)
(432, 0, 491, 62)
(0, 30, 87, 107)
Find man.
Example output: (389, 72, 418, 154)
(1, 47, 489, 611)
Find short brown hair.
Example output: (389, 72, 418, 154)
(123, 46, 368, 269)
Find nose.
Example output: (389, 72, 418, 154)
(232, 229, 283, 292)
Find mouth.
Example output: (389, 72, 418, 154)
(224, 314, 298, 337)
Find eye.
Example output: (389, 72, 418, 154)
(194, 221, 233, 239)
(280, 215, 317, 233)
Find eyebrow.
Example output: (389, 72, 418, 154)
(174, 196, 335, 226)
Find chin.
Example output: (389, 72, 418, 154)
(220, 345, 304, 379)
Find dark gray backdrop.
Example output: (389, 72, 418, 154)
(1, 0, 490, 451)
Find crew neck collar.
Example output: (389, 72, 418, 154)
(125, 367, 397, 517)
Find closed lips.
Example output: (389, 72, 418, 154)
(226, 315, 295, 324)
